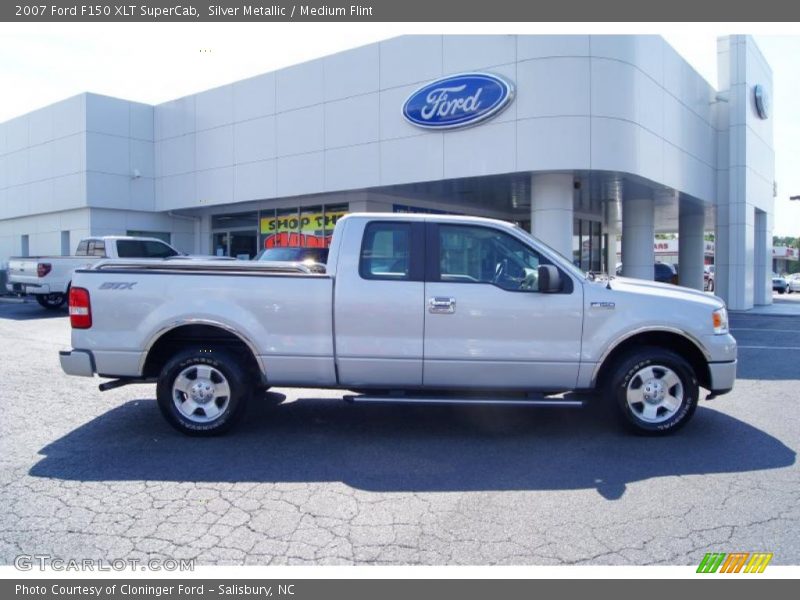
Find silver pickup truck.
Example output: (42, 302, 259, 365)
(59, 213, 737, 436)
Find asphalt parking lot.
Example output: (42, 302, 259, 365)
(0, 298, 798, 566)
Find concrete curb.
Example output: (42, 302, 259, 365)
(731, 311, 800, 318)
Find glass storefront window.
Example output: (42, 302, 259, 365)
(572, 219, 581, 267)
(572, 218, 604, 273)
(590, 221, 602, 273)
(299, 206, 325, 247)
(211, 212, 258, 229)
(323, 205, 348, 238)
(259, 205, 349, 250)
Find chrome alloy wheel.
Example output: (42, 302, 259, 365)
(172, 364, 231, 423)
(625, 365, 684, 424)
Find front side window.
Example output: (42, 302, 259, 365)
(359, 223, 411, 280)
(438, 225, 545, 292)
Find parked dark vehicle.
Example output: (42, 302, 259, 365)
(616, 262, 679, 285)
(773, 276, 789, 294)
(253, 247, 329, 274)
(255, 247, 329, 264)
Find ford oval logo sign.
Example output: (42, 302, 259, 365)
(402, 72, 514, 130)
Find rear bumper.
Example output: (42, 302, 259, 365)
(708, 359, 737, 395)
(6, 282, 50, 294)
(59, 349, 95, 377)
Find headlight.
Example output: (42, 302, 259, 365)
(712, 307, 729, 335)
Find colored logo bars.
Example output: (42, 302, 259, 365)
(697, 552, 773, 573)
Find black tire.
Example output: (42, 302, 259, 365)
(156, 347, 251, 436)
(604, 347, 699, 435)
(778, 288, 786, 295)
(35, 293, 66, 309)
(707, 280, 714, 292)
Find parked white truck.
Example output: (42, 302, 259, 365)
(59, 214, 737, 436)
(7, 236, 182, 309)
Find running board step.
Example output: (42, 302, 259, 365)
(343, 395, 584, 408)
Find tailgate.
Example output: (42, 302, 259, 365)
(7, 259, 43, 286)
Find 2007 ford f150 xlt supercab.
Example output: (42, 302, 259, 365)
(59, 214, 737, 436)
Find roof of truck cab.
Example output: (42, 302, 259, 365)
(81, 236, 171, 243)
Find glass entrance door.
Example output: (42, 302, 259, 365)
(212, 232, 229, 257)
(212, 231, 258, 259)
(230, 231, 257, 259)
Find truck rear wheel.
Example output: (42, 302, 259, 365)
(156, 348, 250, 436)
(35, 293, 66, 309)
(605, 347, 699, 435)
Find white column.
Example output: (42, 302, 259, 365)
(530, 173, 573, 260)
(754, 209, 771, 305)
(198, 214, 212, 255)
(678, 202, 705, 291)
(716, 202, 755, 310)
(193, 216, 202, 255)
(621, 196, 655, 280)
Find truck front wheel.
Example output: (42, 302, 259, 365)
(156, 348, 250, 436)
(605, 347, 699, 435)
(35, 293, 66, 309)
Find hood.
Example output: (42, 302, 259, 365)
(603, 277, 724, 309)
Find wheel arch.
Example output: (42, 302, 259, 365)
(141, 320, 265, 384)
(593, 328, 711, 391)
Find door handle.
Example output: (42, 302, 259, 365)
(429, 296, 456, 314)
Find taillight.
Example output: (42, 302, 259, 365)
(37, 263, 52, 278)
(69, 287, 92, 329)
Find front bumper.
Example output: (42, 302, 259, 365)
(708, 359, 737, 395)
(59, 349, 95, 377)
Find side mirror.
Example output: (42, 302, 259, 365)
(538, 265, 561, 293)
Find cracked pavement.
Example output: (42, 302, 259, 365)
(0, 301, 797, 565)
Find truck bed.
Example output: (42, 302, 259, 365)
(70, 260, 337, 386)
(7, 256, 97, 294)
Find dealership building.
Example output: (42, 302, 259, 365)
(0, 34, 774, 309)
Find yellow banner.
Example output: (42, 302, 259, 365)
(260, 210, 347, 235)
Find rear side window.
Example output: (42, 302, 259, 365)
(117, 240, 178, 258)
(359, 223, 411, 280)
(87, 241, 107, 257)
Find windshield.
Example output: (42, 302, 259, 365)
(512, 225, 588, 280)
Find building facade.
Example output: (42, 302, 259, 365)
(0, 34, 775, 309)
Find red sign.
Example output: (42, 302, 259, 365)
(263, 232, 331, 249)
